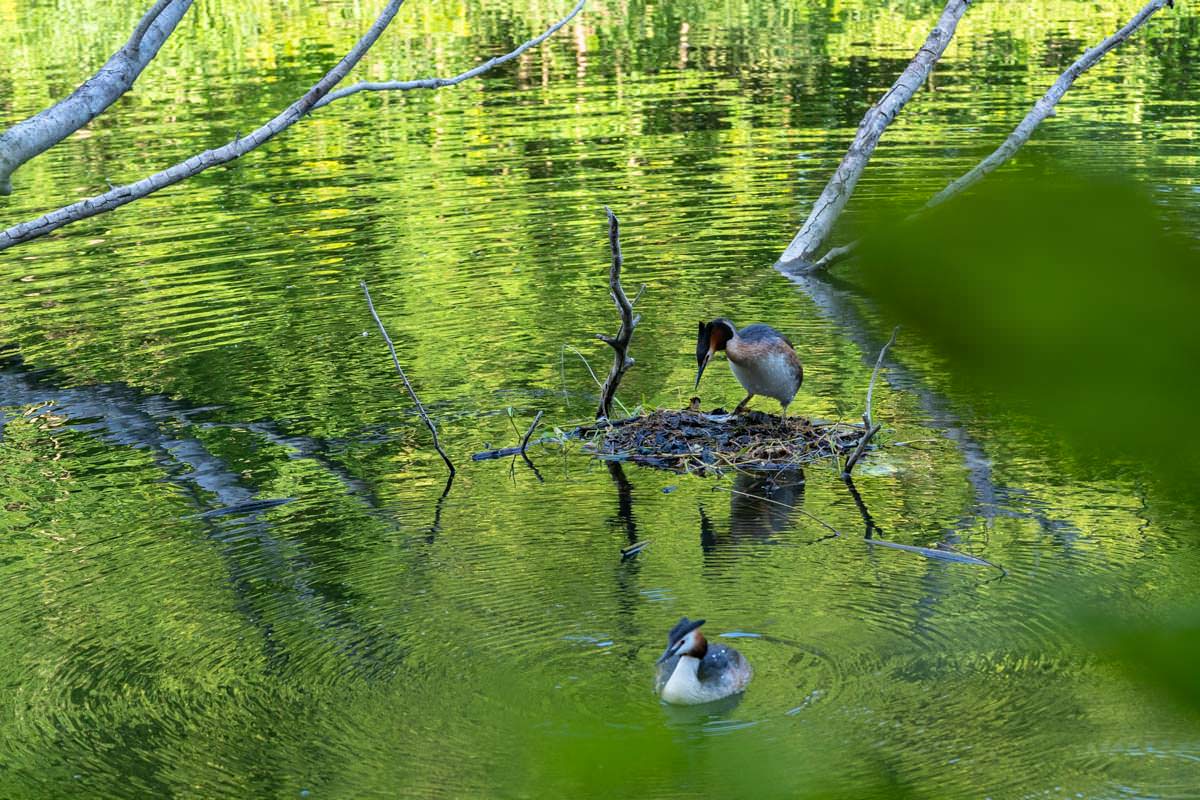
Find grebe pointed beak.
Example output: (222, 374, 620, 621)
(694, 351, 713, 390)
(656, 643, 680, 664)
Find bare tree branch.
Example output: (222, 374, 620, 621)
(808, 0, 1175, 272)
(0, 0, 585, 251)
(595, 207, 642, 420)
(127, 0, 178, 54)
(776, 0, 971, 273)
(362, 281, 456, 478)
(927, 0, 1173, 209)
(313, 0, 587, 110)
(0, 0, 194, 195)
(0, 0, 402, 248)
(843, 326, 899, 478)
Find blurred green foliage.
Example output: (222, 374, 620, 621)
(859, 174, 1200, 482)
(857, 171, 1200, 715)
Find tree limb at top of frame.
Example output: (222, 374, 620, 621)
(0, 0, 195, 196)
(775, 0, 971, 274)
(806, 0, 1176, 274)
(0, 0, 586, 252)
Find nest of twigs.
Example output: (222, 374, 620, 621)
(575, 406, 869, 473)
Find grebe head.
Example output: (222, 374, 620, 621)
(695, 320, 736, 390)
(656, 617, 708, 663)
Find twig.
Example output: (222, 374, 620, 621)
(807, 0, 1175, 272)
(595, 207, 642, 420)
(842, 327, 899, 477)
(313, 0, 587, 109)
(361, 281, 455, 478)
(1, 0, 582, 248)
(776, 0, 970, 272)
(520, 411, 545, 455)
(470, 436, 558, 461)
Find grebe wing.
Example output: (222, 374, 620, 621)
(736, 323, 794, 350)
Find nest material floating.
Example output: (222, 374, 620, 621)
(577, 407, 869, 473)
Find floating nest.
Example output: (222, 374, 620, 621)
(575, 405, 870, 473)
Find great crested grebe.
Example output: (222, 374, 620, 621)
(695, 319, 803, 419)
(655, 617, 752, 705)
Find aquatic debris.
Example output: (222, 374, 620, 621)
(620, 540, 650, 560)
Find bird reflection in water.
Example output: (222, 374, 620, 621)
(701, 469, 806, 551)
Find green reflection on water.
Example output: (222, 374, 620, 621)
(1, 0, 1199, 797)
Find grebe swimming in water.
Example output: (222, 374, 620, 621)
(655, 617, 752, 705)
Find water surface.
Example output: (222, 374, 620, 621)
(1, 1, 1198, 797)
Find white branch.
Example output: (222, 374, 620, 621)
(925, 0, 1174, 209)
(776, 0, 971, 273)
(808, 0, 1175, 273)
(313, 0, 587, 110)
(0, 0, 194, 195)
(0, 0, 585, 252)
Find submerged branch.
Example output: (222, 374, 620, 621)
(595, 207, 643, 420)
(0, 0, 582, 250)
(362, 281, 456, 478)
(0, 0, 194, 195)
(808, 0, 1175, 272)
(776, 0, 971, 273)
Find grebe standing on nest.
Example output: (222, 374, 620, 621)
(695, 319, 803, 419)
(655, 617, 753, 705)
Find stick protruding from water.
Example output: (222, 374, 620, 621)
(595, 207, 643, 420)
(362, 280, 456, 478)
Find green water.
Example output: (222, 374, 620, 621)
(2, 0, 1199, 797)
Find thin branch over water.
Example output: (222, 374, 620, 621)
(362, 281, 456, 479)
(0, 0, 586, 249)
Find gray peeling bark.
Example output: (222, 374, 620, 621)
(808, 0, 1176, 273)
(0, 0, 195, 195)
(776, 0, 971, 274)
(0, 0, 586, 252)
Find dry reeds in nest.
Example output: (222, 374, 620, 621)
(575, 407, 868, 473)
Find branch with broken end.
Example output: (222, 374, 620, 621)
(595, 207, 644, 420)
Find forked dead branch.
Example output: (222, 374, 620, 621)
(595, 207, 643, 420)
